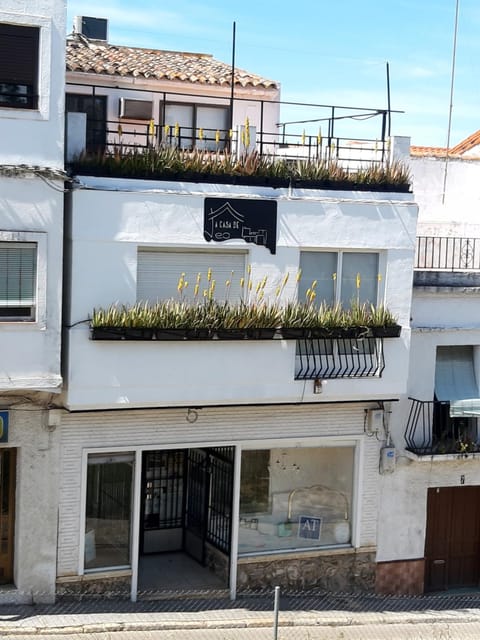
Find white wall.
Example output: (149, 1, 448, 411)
(63, 179, 417, 410)
(0, 0, 66, 168)
(0, 176, 63, 391)
(412, 156, 480, 237)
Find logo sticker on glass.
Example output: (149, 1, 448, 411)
(298, 515, 322, 540)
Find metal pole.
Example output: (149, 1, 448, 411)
(273, 585, 280, 640)
(386, 61, 391, 139)
(442, 0, 460, 204)
(229, 21, 236, 135)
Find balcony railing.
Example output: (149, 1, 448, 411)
(415, 236, 480, 272)
(404, 398, 479, 456)
(66, 83, 400, 168)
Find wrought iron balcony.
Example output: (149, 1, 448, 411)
(405, 398, 479, 456)
(415, 236, 480, 272)
(65, 83, 399, 169)
(295, 336, 385, 380)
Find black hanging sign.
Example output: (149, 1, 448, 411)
(204, 198, 277, 254)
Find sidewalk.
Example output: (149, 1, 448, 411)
(1, 590, 480, 636)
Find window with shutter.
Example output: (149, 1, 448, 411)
(0, 24, 39, 110)
(0, 243, 37, 321)
(137, 249, 246, 303)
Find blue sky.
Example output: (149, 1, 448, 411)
(66, 0, 480, 147)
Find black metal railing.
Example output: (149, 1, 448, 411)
(405, 398, 479, 455)
(415, 236, 480, 272)
(66, 82, 399, 167)
(294, 337, 384, 380)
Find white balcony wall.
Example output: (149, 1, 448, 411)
(63, 179, 417, 410)
(0, 0, 65, 168)
(0, 176, 63, 391)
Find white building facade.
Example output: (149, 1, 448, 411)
(0, 0, 66, 603)
(59, 175, 417, 600)
(375, 143, 480, 595)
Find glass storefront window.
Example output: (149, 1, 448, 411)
(239, 446, 354, 554)
(84, 453, 134, 570)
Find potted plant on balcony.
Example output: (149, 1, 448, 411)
(366, 304, 401, 338)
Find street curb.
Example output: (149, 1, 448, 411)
(1, 610, 480, 635)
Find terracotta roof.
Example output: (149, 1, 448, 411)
(449, 129, 480, 155)
(410, 145, 449, 157)
(66, 36, 278, 89)
(411, 131, 480, 158)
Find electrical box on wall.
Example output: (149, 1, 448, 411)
(366, 408, 383, 434)
(380, 447, 396, 474)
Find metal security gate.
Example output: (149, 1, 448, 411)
(141, 447, 234, 564)
(184, 447, 234, 565)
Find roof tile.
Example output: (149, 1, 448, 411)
(66, 36, 278, 89)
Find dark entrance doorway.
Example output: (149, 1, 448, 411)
(425, 486, 480, 591)
(139, 447, 234, 591)
(0, 448, 16, 584)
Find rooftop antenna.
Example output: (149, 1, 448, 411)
(442, 0, 460, 204)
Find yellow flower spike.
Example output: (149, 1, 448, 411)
(301, 130, 306, 145)
(356, 273, 361, 289)
(184, 281, 188, 288)
(317, 127, 322, 146)
(174, 122, 179, 138)
(247, 264, 252, 275)
(283, 272, 290, 286)
(311, 279, 317, 289)
(194, 284, 199, 297)
(256, 282, 261, 293)
(117, 124, 123, 137)
(378, 273, 382, 282)
(199, 127, 204, 140)
(164, 124, 170, 136)
(296, 269, 302, 282)
(306, 288, 311, 299)
(229, 129, 233, 138)
(207, 268, 212, 282)
(215, 130, 220, 144)
(196, 272, 201, 283)
(211, 280, 216, 291)
(225, 280, 231, 287)
(310, 291, 316, 302)
(149, 119, 155, 136)
(203, 289, 208, 297)
(248, 279, 253, 291)
(240, 277, 245, 288)
(275, 286, 281, 297)
(332, 272, 337, 281)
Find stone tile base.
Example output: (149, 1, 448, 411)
(56, 571, 131, 599)
(237, 549, 375, 593)
(375, 558, 425, 595)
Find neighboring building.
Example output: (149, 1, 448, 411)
(375, 136, 480, 595)
(0, 0, 66, 603)
(52, 19, 418, 601)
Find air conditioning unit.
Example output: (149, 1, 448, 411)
(119, 98, 153, 120)
(74, 16, 108, 41)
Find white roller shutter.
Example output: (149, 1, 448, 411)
(137, 249, 246, 302)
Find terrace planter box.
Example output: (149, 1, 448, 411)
(370, 324, 402, 338)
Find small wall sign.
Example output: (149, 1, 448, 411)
(204, 198, 277, 254)
(298, 515, 322, 541)
(0, 411, 8, 443)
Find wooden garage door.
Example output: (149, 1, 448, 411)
(0, 449, 15, 584)
(425, 486, 480, 591)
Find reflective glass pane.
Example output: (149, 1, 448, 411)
(85, 453, 133, 570)
(299, 252, 336, 306)
(341, 253, 378, 306)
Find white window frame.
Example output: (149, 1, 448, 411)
(0, 230, 46, 327)
(0, 12, 52, 120)
(299, 250, 385, 307)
